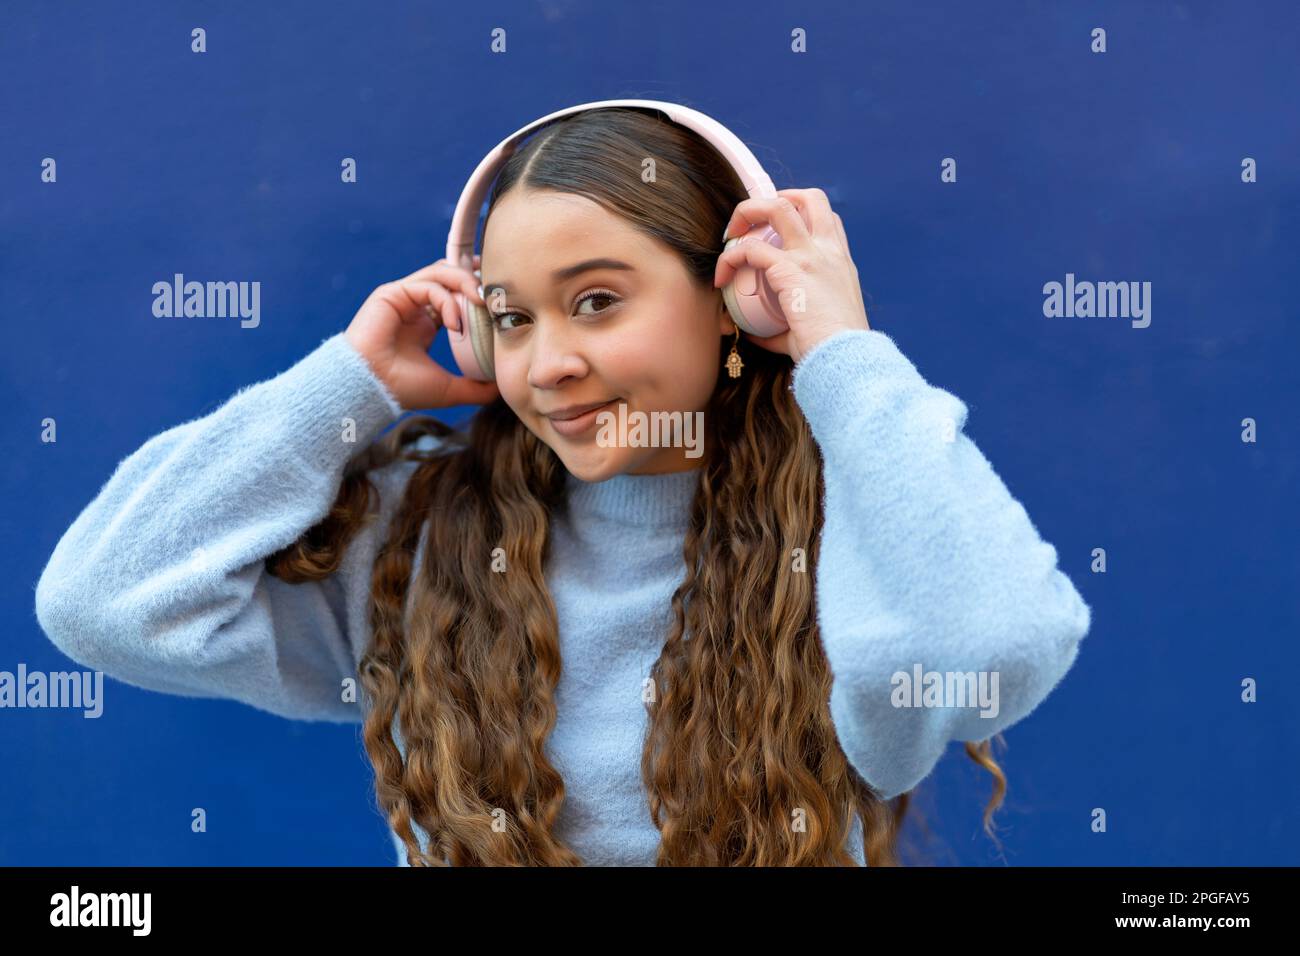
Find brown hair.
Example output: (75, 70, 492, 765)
(267, 106, 1006, 865)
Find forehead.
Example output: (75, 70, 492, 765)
(480, 190, 647, 268)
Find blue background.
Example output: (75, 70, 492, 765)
(2, 0, 1296, 865)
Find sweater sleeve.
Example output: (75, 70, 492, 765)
(791, 329, 1092, 800)
(33, 332, 422, 723)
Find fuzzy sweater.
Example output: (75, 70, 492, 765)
(34, 328, 1092, 866)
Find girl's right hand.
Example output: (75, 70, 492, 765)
(344, 256, 501, 411)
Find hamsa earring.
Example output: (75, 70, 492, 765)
(725, 324, 744, 378)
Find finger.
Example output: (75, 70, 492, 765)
(776, 188, 835, 237)
(782, 189, 853, 262)
(381, 279, 464, 331)
(426, 370, 501, 409)
(372, 280, 429, 325)
(400, 259, 450, 283)
(441, 286, 461, 333)
(419, 284, 455, 345)
(404, 272, 484, 323)
(713, 234, 788, 290)
(414, 306, 441, 351)
(402, 358, 495, 410)
(831, 212, 859, 273)
(720, 196, 811, 250)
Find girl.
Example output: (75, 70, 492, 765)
(36, 107, 1091, 866)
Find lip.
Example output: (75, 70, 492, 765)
(544, 398, 616, 421)
(544, 399, 617, 437)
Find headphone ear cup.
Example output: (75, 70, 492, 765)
(446, 291, 495, 382)
(465, 296, 495, 381)
(718, 230, 789, 338)
(720, 278, 753, 334)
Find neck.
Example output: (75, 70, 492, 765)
(564, 467, 699, 528)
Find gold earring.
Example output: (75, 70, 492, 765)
(725, 324, 744, 378)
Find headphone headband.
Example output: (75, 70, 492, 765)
(446, 99, 777, 270)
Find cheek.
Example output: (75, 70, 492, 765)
(631, 345, 718, 410)
(620, 304, 721, 402)
(492, 358, 530, 413)
(657, 318, 717, 370)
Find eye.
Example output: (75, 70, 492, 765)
(491, 288, 622, 333)
(575, 288, 621, 316)
(491, 310, 527, 332)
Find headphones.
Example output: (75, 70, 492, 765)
(442, 98, 789, 382)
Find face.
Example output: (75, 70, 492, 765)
(479, 188, 732, 481)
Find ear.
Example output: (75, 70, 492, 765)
(716, 295, 734, 336)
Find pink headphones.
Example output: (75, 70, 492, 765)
(442, 98, 789, 382)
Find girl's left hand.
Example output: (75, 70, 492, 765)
(713, 187, 871, 364)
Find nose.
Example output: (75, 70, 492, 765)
(525, 313, 590, 389)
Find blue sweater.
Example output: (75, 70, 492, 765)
(34, 328, 1092, 866)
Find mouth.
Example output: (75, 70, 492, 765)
(543, 399, 618, 437)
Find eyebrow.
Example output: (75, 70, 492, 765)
(482, 258, 636, 295)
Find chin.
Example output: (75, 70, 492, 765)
(554, 447, 627, 483)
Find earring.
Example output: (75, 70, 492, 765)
(725, 324, 744, 378)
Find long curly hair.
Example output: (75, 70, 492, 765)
(266, 106, 1006, 865)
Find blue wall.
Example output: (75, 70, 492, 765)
(3, 0, 1296, 865)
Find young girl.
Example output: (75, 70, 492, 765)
(36, 107, 1091, 866)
